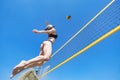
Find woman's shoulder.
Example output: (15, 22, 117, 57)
(52, 27, 56, 32)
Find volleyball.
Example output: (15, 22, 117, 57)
(66, 15, 71, 20)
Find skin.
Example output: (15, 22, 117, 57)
(10, 26, 57, 78)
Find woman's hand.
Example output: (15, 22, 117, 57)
(32, 29, 40, 34)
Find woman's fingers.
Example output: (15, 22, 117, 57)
(46, 21, 49, 25)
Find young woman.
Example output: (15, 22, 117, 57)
(10, 21, 58, 78)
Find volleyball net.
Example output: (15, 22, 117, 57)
(38, 0, 120, 78)
(18, 0, 120, 79)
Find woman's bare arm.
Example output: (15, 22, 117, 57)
(32, 29, 55, 34)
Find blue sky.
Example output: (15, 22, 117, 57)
(0, 0, 120, 80)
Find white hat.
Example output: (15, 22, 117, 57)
(47, 24, 54, 28)
(45, 24, 55, 30)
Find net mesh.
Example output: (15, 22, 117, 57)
(40, 0, 120, 78)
